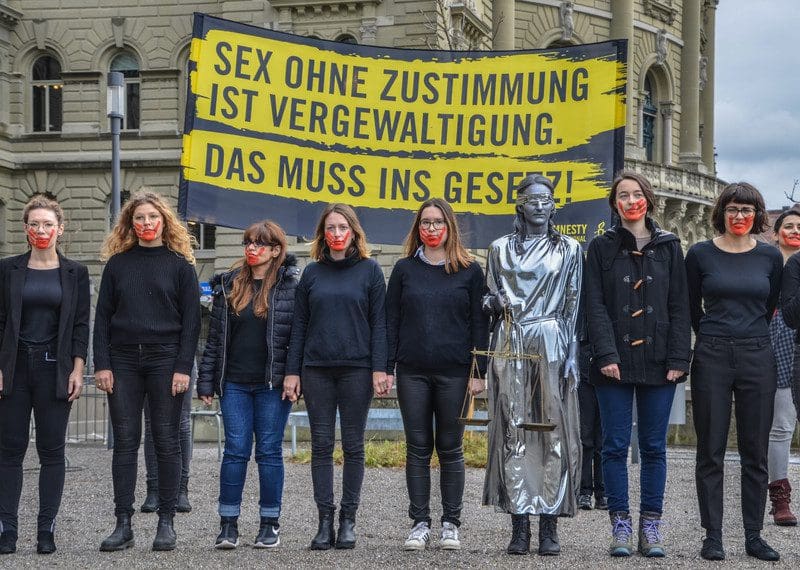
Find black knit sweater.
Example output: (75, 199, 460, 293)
(286, 253, 387, 374)
(386, 256, 488, 377)
(93, 245, 201, 375)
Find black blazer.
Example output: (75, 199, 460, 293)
(0, 252, 91, 399)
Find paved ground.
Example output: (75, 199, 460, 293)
(6, 445, 800, 568)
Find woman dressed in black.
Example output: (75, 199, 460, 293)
(386, 198, 488, 551)
(94, 191, 201, 552)
(0, 196, 90, 555)
(284, 203, 387, 551)
(686, 182, 782, 562)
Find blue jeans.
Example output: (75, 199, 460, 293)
(219, 382, 292, 518)
(595, 382, 676, 514)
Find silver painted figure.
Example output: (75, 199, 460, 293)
(482, 174, 583, 556)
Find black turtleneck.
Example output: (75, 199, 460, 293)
(93, 245, 201, 375)
(286, 253, 387, 375)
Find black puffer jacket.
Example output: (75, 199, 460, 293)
(585, 218, 691, 386)
(197, 254, 299, 396)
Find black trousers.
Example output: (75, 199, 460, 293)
(302, 366, 373, 514)
(691, 335, 776, 532)
(108, 344, 183, 517)
(397, 371, 467, 527)
(0, 345, 72, 533)
(578, 381, 604, 498)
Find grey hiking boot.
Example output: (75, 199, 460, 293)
(638, 511, 665, 557)
(608, 511, 633, 557)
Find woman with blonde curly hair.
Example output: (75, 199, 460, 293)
(93, 190, 201, 553)
(285, 203, 387, 550)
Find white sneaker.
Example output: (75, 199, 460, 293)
(404, 521, 430, 551)
(440, 522, 461, 550)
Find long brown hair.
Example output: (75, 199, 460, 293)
(310, 203, 370, 261)
(101, 190, 196, 263)
(229, 221, 287, 318)
(402, 198, 472, 273)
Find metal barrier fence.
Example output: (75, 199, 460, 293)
(66, 379, 109, 444)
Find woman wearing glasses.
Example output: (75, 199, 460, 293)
(386, 198, 488, 551)
(285, 203, 387, 550)
(585, 172, 690, 558)
(94, 191, 201, 552)
(197, 221, 299, 550)
(0, 195, 90, 555)
(686, 183, 783, 562)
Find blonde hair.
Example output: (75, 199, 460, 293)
(23, 194, 64, 225)
(310, 203, 370, 261)
(402, 198, 472, 273)
(101, 190, 196, 264)
(229, 221, 288, 318)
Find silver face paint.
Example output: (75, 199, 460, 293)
(516, 182, 555, 236)
(482, 229, 583, 516)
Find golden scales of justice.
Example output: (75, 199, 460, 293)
(458, 309, 557, 432)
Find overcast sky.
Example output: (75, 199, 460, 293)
(715, 1, 800, 208)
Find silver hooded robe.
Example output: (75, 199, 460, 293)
(482, 232, 583, 516)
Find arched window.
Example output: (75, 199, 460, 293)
(188, 220, 216, 251)
(642, 74, 658, 162)
(335, 34, 358, 44)
(32, 55, 63, 132)
(110, 52, 140, 131)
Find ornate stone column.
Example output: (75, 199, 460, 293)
(661, 103, 674, 166)
(701, 1, 718, 174)
(360, 2, 378, 45)
(0, 4, 22, 135)
(610, 0, 635, 146)
(679, 0, 703, 170)
(493, 0, 514, 50)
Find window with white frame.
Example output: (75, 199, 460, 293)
(32, 55, 63, 132)
(110, 52, 140, 131)
(188, 221, 216, 251)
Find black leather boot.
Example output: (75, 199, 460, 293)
(152, 513, 177, 551)
(538, 514, 560, 555)
(0, 529, 17, 555)
(37, 530, 57, 554)
(99, 514, 134, 552)
(506, 514, 531, 555)
(140, 482, 158, 513)
(335, 511, 356, 549)
(309, 508, 335, 550)
(176, 478, 192, 513)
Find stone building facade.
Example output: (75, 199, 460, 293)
(0, 0, 724, 287)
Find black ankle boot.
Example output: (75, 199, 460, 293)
(310, 508, 335, 550)
(507, 514, 531, 555)
(140, 482, 158, 513)
(176, 478, 192, 513)
(744, 530, 779, 561)
(0, 529, 17, 555)
(335, 512, 356, 549)
(538, 514, 560, 555)
(37, 530, 56, 554)
(100, 514, 134, 552)
(152, 514, 176, 551)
